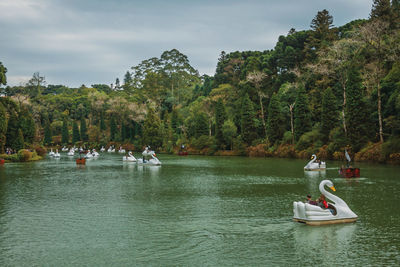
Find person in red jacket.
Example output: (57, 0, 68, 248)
(318, 194, 328, 209)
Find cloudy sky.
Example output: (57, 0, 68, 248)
(0, 0, 372, 87)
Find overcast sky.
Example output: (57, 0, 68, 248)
(0, 0, 372, 87)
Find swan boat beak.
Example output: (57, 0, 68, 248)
(330, 186, 336, 192)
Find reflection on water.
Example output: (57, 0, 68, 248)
(292, 223, 357, 265)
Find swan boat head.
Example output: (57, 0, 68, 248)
(304, 154, 326, 171)
(293, 179, 357, 225)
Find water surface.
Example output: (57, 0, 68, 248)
(0, 154, 399, 265)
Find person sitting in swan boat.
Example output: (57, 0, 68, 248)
(318, 194, 336, 214)
(317, 194, 328, 209)
(306, 195, 318, 205)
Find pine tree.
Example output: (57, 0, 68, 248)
(14, 129, 24, 151)
(80, 117, 88, 142)
(305, 9, 336, 60)
(19, 108, 36, 144)
(321, 88, 338, 142)
(143, 108, 163, 148)
(215, 98, 227, 149)
(294, 87, 311, 141)
(0, 62, 7, 86)
(72, 121, 80, 143)
(171, 109, 179, 134)
(266, 93, 285, 144)
(194, 112, 209, 138)
(222, 119, 237, 150)
(241, 94, 257, 145)
(121, 123, 126, 141)
(44, 122, 52, 145)
(61, 119, 69, 144)
(0, 103, 7, 153)
(370, 0, 391, 21)
(110, 117, 116, 141)
(346, 67, 369, 152)
(100, 112, 106, 131)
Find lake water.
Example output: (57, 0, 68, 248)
(0, 153, 399, 266)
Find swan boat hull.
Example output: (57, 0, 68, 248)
(293, 201, 357, 226)
(293, 217, 357, 226)
(304, 163, 326, 171)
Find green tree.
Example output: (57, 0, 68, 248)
(121, 123, 126, 141)
(44, 122, 52, 145)
(241, 94, 257, 145)
(346, 67, 369, 151)
(0, 62, 7, 86)
(19, 108, 36, 144)
(100, 112, 106, 131)
(143, 108, 163, 148)
(110, 117, 117, 141)
(222, 119, 237, 150)
(6, 112, 22, 149)
(294, 87, 311, 141)
(72, 121, 80, 143)
(15, 129, 24, 151)
(370, 0, 392, 21)
(0, 103, 7, 153)
(193, 112, 209, 138)
(27, 72, 45, 97)
(321, 88, 338, 142)
(215, 98, 227, 149)
(266, 93, 285, 144)
(61, 119, 69, 144)
(305, 9, 336, 60)
(80, 117, 88, 142)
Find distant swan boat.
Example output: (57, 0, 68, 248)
(304, 154, 326, 171)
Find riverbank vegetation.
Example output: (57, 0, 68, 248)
(1, 1, 399, 163)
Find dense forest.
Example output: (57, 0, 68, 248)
(1, 0, 400, 163)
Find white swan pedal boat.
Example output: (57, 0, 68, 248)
(138, 149, 161, 166)
(123, 152, 137, 162)
(304, 154, 326, 171)
(293, 180, 357, 226)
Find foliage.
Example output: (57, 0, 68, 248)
(72, 121, 80, 143)
(80, 118, 88, 142)
(345, 67, 370, 152)
(215, 98, 227, 149)
(240, 94, 257, 145)
(44, 123, 52, 145)
(321, 88, 338, 142)
(294, 86, 311, 141)
(267, 93, 285, 144)
(0, 103, 6, 153)
(61, 119, 69, 144)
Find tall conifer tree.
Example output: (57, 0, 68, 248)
(19, 108, 36, 144)
(143, 108, 162, 148)
(80, 117, 88, 142)
(241, 94, 257, 145)
(346, 67, 369, 151)
(321, 88, 338, 142)
(110, 117, 116, 141)
(0, 103, 7, 153)
(266, 93, 285, 144)
(61, 119, 69, 144)
(215, 98, 227, 149)
(100, 112, 106, 131)
(44, 122, 52, 145)
(294, 87, 311, 141)
(72, 121, 80, 143)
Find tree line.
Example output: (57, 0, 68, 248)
(1, 0, 399, 162)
